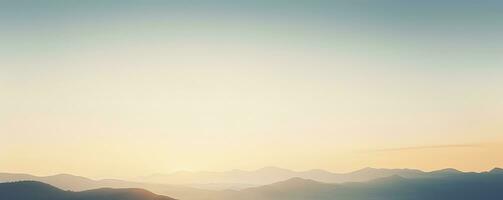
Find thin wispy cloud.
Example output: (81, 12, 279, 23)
(362, 144, 486, 153)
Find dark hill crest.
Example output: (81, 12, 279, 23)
(0, 181, 176, 200)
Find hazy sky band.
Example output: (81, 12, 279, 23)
(1, 0, 502, 178)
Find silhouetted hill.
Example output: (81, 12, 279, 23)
(0, 173, 97, 191)
(489, 167, 503, 174)
(135, 166, 470, 186)
(0, 181, 176, 200)
(0, 173, 212, 200)
(428, 168, 463, 176)
(0, 181, 66, 200)
(214, 172, 503, 200)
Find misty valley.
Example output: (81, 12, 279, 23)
(2, 167, 503, 200)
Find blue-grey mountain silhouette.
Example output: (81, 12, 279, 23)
(2, 168, 503, 200)
(212, 170, 503, 200)
(0, 181, 176, 200)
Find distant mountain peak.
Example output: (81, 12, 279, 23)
(431, 168, 462, 174)
(489, 167, 503, 174)
(48, 173, 92, 179)
(351, 167, 379, 173)
(439, 168, 460, 172)
(360, 167, 378, 171)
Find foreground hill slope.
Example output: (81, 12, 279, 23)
(0, 181, 176, 200)
(0, 173, 212, 200)
(215, 170, 503, 200)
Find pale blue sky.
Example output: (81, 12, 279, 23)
(1, 1, 502, 178)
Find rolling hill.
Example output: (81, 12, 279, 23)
(0, 181, 175, 200)
(0, 173, 213, 200)
(209, 168, 503, 200)
(135, 166, 463, 186)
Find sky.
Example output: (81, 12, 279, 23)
(1, 0, 503, 179)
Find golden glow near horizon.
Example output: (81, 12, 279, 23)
(1, 1, 503, 179)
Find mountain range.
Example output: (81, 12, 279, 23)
(2, 167, 503, 200)
(135, 166, 465, 186)
(1, 166, 469, 192)
(0, 173, 210, 200)
(217, 168, 503, 200)
(2, 168, 503, 200)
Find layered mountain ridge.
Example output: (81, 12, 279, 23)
(1, 167, 502, 200)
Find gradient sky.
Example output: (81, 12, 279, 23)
(1, 0, 503, 179)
